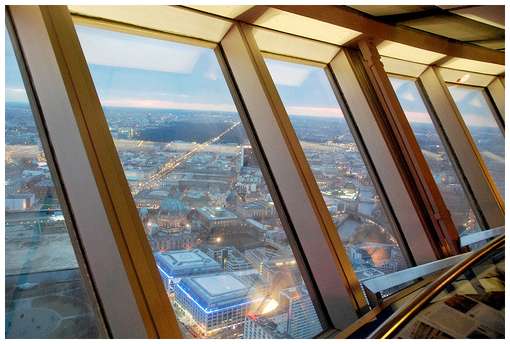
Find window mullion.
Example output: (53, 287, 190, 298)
(329, 48, 444, 265)
(220, 23, 365, 328)
(8, 5, 182, 338)
(419, 67, 505, 228)
(355, 40, 461, 258)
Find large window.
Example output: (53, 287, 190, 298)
(448, 85, 505, 199)
(389, 76, 479, 235)
(264, 58, 409, 285)
(75, 25, 324, 339)
(5, 32, 103, 338)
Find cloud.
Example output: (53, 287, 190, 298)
(101, 97, 236, 112)
(76, 25, 203, 75)
(400, 91, 416, 102)
(5, 87, 28, 103)
(461, 113, 500, 128)
(287, 105, 343, 118)
(402, 110, 432, 124)
(265, 60, 312, 87)
(468, 96, 483, 108)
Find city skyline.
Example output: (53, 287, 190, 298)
(5, 23, 502, 339)
(5, 28, 498, 127)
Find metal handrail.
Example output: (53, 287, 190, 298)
(362, 252, 470, 307)
(368, 234, 504, 338)
(460, 226, 504, 248)
(361, 227, 505, 307)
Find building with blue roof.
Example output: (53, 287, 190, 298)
(155, 249, 221, 290)
(174, 272, 265, 337)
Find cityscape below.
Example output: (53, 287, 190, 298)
(5, 101, 490, 338)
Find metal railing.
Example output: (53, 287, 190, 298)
(460, 226, 504, 248)
(361, 226, 504, 307)
(368, 234, 504, 338)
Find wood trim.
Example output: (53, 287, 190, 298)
(329, 48, 438, 264)
(419, 67, 505, 228)
(14, 5, 182, 338)
(6, 10, 110, 337)
(487, 77, 505, 122)
(357, 40, 461, 257)
(271, 5, 504, 66)
(220, 22, 366, 328)
(72, 14, 217, 49)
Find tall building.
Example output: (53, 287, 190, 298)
(155, 249, 222, 290)
(243, 313, 287, 339)
(174, 272, 265, 338)
(279, 285, 323, 339)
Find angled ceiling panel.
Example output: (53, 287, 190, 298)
(438, 67, 496, 87)
(377, 40, 445, 64)
(380, 56, 428, 78)
(348, 5, 432, 17)
(440, 57, 505, 75)
(451, 5, 504, 29)
(68, 5, 233, 43)
(399, 13, 504, 42)
(254, 8, 361, 45)
(185, 5, 254, 19)
(251, 26, 340, 64)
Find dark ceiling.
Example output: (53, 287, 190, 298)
(347, 5, 505, 51)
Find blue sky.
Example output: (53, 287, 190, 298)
(5, 32, 28, 103)
(5, 25, 499, 127)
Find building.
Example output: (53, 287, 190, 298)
(5, 4, 505, 340)
(155, 249, 222, 290)
(279, 284, 323, 339)
(190, 207, 240, 231)
(204, 246, 252, 271)
(174, 272, 265, 337)
(150, 227, 194, 251)
(238, 200, 277, 220)
(241, 145, 258, 168)
(243, 313, 288, 339)
(5, 193, 36, 211)
(157, 198, 190, 229)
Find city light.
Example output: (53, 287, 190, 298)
(260, 298, 279, 314)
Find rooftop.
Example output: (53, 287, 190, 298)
(156, 249, 221, 277)
(194, 274, 246, 296)
(197, 207, 239, 221)
(177, 272, 263, 310)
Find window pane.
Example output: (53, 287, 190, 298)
(5, 32, 102, 338)
(448, 85, 505, 199)
(390, 76, 479, 236)
(264, 59, 409, 286)
(75, 25, 324, 339)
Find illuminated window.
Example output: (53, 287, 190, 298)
(75, 25, 324, 339)
(5, 32, 102, 338)
(448, 85, 505, 198)
(390, 76, 479, 235)
(264, 58, 409, 284)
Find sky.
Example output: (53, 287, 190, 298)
(4, 25, 500, 127)
(5, 32, 29, 103)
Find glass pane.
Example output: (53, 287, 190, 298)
(390, 76, 479, 236)
(264, 59, 409, 287)
(75, 25, 324, 339)
(448, 85, 505, 199)
(394, 243, 504, 339)
(5, 32, 102, 338)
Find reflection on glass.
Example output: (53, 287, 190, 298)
(264, 59, 408, 288)
(75, 25, 324, 339)
(394, 243, 504, 339)
(5, 33, 102, 338)
(390, 76, 479, 236)
(448, 85, 505, 198)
